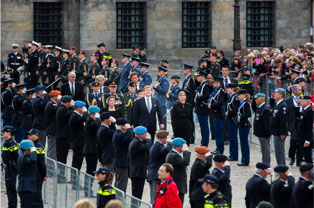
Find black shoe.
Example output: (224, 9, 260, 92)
(224, 141, 230, 145)
(227, 157, 238, 161)
(211, 151, 222, 155)
(289, 158, 295, 165)
(296, 162, 301, 167)
(237, 163, 249, 166)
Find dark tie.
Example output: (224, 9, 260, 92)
(224, 78, 228, 88)
(71, 83, 74, 96)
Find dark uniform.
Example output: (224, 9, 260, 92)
(211, 166, 232, 205)
(78, 58, 88, 84)
(40, 52, 54, 87)
(204, 191, 229, 208)
(1, 131, 19, 208)
(51, 53, 62, 88)
(271, 176, 295, 208)
(292, 176, 313, 208)
(7, 51, 24, 84)
(140, 71, 152, 87)
(11, 92, 26, 143)
(26, 49, 39, 88)
(60, 58, 71, 83)
(71, 54, 80, 72)
(97, 180, 116, 208)
(245, 174, 271, 208)
(2, 84, 15, 126)
(86, 91, 106, 109)
(95, 49, 112, 67)
(123, 91, 137, 123)
(238, 73, 254, 96)
(226, 92, 239, 160)
(103, 93, 124, 110)
(21, 95, 34, 139)
(87, 61, 101, 85)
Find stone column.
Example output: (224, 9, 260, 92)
(233, 0, 241, 51)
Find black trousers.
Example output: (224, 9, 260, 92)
(297, 141, 313, 164)
(5, 169, 17, 208)
(72, 147, 84, 171)
(84, 153, 98, 197)
(19, 191, 35, 208)
(179, 192, 185, 205)
(131, 177, 145, 199)
(288, 129, 300, 160)
(56, 137, 71, 164)
(190, 200, 205, 208)
(33, 178, 44, 208)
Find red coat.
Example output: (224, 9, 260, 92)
(153, 176, 182, 208)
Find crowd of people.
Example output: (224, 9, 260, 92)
(1, 41, 314, 208)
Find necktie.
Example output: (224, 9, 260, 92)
(224, 78, 228, 88)
(71, 83, 74, 96)
(146, 98, 151, 112)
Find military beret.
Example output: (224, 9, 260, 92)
(134, 126, 147, 134)
(237, 89, 248, 95)
(213, 77, 223, 82)
(35, 85, 46, 92)
(257, 201, 273, 208)
(290, 68, 301, 74)
(31, 41, 39, 47)
(213, 154, 228, 162)
(27, 129, 39, 136)
(195, 70, 208, 77)
(211, 53, 217, 57)
(254, 93, 266, 99)
(128, 82, 136, 87)
(299, 163, 313, 172)
(91, 81, 100, 87)
(256, 162, 270, 170)
(198, 174, 218, 184)
(97, 43, 106, 48)
(20, 140, 34, 150)
(274, 165, 289, 173)
(100, 112, 111, 120)
(26, 88, 35, 95)
(15, 83, 26, 89)
(1, 126, 17, 133)
(171, 75, 181, 79)
(92, 53, 99, 57)
(12, 44, 19, 48)
(49, 90, 61, 97)
(132, 44, 140, 50)
(109, 82, 118, 87)
(70, 46, 77, 50)
(116, 118, 128, 125)
(122, 53, 131, 58)
(93, 167, 110, 175)
(183, 64, 193, 70)
(161, 59, 168, 64)
(300, 95, 311, 100)
(156, 130, 169, 138)
(274, 88, 285, 93)
(172, 138, 186, 146)
(194, 146, 209, 154)
(131, 56, 140, 62)
(113, 59, 119, 64)
(198, 59, 207, 65)
(140, 62, 150, 68)
(294, 77, 306, 83)
(226, 83, 238, 88)
(74, 101, 86, 108)
(104, 58, 109, 61)
(62, 49, 70, 54)
(158, 66, 168, 72)
(79, 51, 86, 55)
(61, 95, 72, 103)
(88, 106, 100, 114)
(4, 78, 14, 84)
(55, 46, 62, 51)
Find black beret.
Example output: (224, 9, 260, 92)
(274, 165, 289, 173)
(256, 162, 270, 170)
(299, 163, 313, 172)
(226, 83, 238, 88)
(237, 89, 248, 94)
(100, 112, 111, 120)
(213, 155, 228, 162)
(116, 118, 128, 125)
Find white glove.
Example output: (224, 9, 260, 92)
(30, 147, 37, 152)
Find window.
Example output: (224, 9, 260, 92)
(246, 1, 275, 47)
(116, 2, 146, 49)
(34, 2, 63, 46)
(182, 2, 211, 48)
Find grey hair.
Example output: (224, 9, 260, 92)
(291, 84, 301, 93)
(68, 71, 76, 77)
(255, 168, 263, 174)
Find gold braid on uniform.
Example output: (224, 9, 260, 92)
(124, 97, 133, 108)
(102, 94, 106, 108)
(86, 94, 91, 106)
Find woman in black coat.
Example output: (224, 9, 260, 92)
(103, 96, 123, 119)
(171, 90, 193, 145)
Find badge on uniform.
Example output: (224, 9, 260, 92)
(256, 114, 259, 120)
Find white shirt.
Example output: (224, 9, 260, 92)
(276, 99, 284, 106)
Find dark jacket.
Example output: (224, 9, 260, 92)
(97, 180, 116, 208)
(182, 74, 196, 107)
(84, 116, 101, 154)
(165, 149, 191, 194)
(211, 166, 232, 203)
(271, 176, 295, 208)
(45, 100, 59, 136)
(189, 156, 212, 201)
(286, 96, 300, 131)
(1, 88, 14, 120)
(148, 141, 172, 182)
(226, 93, 240, 123)
(69, 111, 88, 148)
(17, 151, 37, 193)
(61, 81, 85, 101)
(34, 140, 47, 179)
(270, 100, 288, 136)
(291, 177, 313, 208)
(297, 106, 313, 144)
(32, 94, 49, 130)
(195, 81, 211, 115)
(112, 128, 134, 168)
(129, 137, 152, 179)
(237, 99, 252, 129)
(97, 124, 116, 164)
(55, 104, 73, 139)
(253, 103, 271, 138)
(11, 93, 25, 124)
(245, 174, 271, 208)
(209, 86, 226, 118)
(21, 98, 33, 129)
(1, 138, 19, 169)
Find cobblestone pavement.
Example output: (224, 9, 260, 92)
(0, 118, 305, 207)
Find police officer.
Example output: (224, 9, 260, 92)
(238, 67, 254, 96)
(139, 62, 152, 87)
(123, 82, 137, 123)
(21, 88, 35, 139)
(270, 88, 288, 165)
(95, 43, 112, 67)
(25, 41, 40, 88)
(208, 77, 226, 155)
(27, 129, 47, 208)
(131, 44, 141, 60)
(1, 126, 19, 208)
(7, 44, 24, 84)
(115, 53, 132, 93)
(94, 167, 116, 208)
(86, 81, 105, 109)
(11, 83, 26, 143)
(198, 174, 229, 208)
(270, 165, 295, 208)
(17, 139, 37, 208)
(153, 66, 170, 129)
(2, 78, 15, 126)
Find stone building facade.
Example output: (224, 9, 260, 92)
(1, 0, 313, 69)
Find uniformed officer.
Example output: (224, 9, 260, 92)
(87, 53, 101, 86)
(195, 70, 210, 147)
(7, 44, 24, 84)
(238, 67, 254, 96)
(27, 129, 47, 208)
(78, 51, 88, 85)
(95, 43, 112, 67)
(103, 82, 124, 110)
(160, 59, 169, 69)
(208, 77, 226, 155)
(2, 78, 15, 126)
(60, 49, 71, 83)
(51, 46, 62, 89)
(153, 66, 170, 129)
(123, 82, 137, 123)
(291, 163, 313, 208)
(139, 47, 147, 62)
(115, 53, 132, 93)
(245, 163, 273, 208)
(139, 62, 152, 87)
(94, 167, 116, 208)
(86, 81, 105, 109)
(130, 56, 142, 77)
(253, 93, 271, 164)
(37, 43, 46, 73)
(21, 88, 35, 139)
(287, 68, 301, 94)
(236, 89, 252, 166)
(270, 88, 288, 165)
(270, 165, 295, 208)
(131, 44, 141, 60)
(17, 139, 37, 208)
(70, 46, 80, 72)
(40, 45, 54, 87)
(11, 83, 27, 143)
(167, 75, 181, 110)
(108, 59, 120, 83)
(208, 54, 221, 77)
(25, 41, 40, 88)
(1, 126, 19, 208)
(198, 174, 229, 208)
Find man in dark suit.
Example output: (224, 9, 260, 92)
(129, 126, 152, 200)
(132, 85, 164, 141)
(245, 163, 273, 208)
(292, 163, 313, 208)
(148, 130, 172, 204)
(221, 65, 237, 90)
(61, 71, 84, 101)
(165, 138, 191, 205)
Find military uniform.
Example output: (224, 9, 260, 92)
(226, 92, 239, 160)
(78, 57, 88, 84)
(123, 91, 137, 123)
(1, 135, 19, 208)
(95, 49, 112, 67)
(50, 53, 62, 88)
(60, 58, 71, 83)
(2, 86, 15, 126)
(140, 71, 152, 87)
(207, 62, 221, 77)
(86, 91, 106, 109)
(292, 176, 313, 208)
(167, 83, 180, 110)
(182, 73, 196, 107)
(40, 52, 54, 87)
(21, 97, 33, 139)
(245, 174, 271, 208)
(26, 49, 39, 88)
(71, 54, 80, 72)
(7, 51, 24, 84)
(11, 92, 26, 143)
(270, 176, 295, 208)
(87, 61, 101, 85)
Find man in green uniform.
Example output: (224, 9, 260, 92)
(123, 82, 137, 123)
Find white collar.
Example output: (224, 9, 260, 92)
(304, 105, 311, 111)
(258, 102, 266, 108)
(276, 99, 284, 105)
(172, 148, 181, 155)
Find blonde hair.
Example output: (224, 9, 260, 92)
(96, 75, 105, 81)
(105, 200, 125, 208)
(245, 93, 251, 102)
(73, 199, 96, 208)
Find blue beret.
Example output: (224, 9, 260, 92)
(256, 162, 270, 170)
(299, 163, 313, 172)
(27, 129, 39, 136)
(35, 85, 46, 92)
(134, 126, 147, 134)
(254, 93, 266, 99)
(274, 88, 285, 93)
(74, 101, 86, 108)
(20, 140, 34, 150)
(1, 126, 17, 133)
(88, 106, 100, 114)
(274, 165, 289, 173)
(172, 137, 186, 146)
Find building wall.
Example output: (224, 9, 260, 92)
(1, 0, 312, 69)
